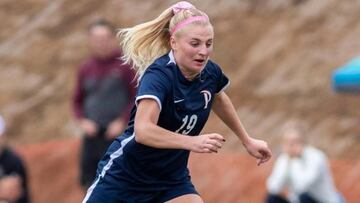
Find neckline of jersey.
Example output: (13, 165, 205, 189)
(167, 51, 206, 84)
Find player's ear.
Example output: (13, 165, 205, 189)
(170, 36, 177, 51)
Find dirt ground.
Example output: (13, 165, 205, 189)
(15, 138, 360, 203)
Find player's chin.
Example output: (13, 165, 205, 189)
(192, 62, 206, 72)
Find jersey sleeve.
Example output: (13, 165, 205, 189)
(136, 65, 171, 111)
(213, 63, 230, 93)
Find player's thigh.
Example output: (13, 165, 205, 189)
(165, 194, 204, 203)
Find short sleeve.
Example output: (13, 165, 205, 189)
(136, 66, 171, 110)
(214, 64, 230, 93)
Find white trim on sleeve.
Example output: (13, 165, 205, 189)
(216, 81, 230, 94)
(135, 95, 162, 110)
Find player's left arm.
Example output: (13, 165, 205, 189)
(212, 91, 272, 165)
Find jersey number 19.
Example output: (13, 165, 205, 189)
(175, 115, 198, 135)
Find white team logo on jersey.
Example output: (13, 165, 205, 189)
(201, 90, 211, 109)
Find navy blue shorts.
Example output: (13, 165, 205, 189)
(84, 179, 198, 203)
(83, 137, 198, 203)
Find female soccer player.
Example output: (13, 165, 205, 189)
(83, 1, 272, 203)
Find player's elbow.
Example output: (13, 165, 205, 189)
(134, 122, 151, 144)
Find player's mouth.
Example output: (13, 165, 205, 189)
(194, 58, 206, 66)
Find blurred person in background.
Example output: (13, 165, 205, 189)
(0, 115, 29, 203)
(82, 1, 272, 203)
(72, 19, 136, 191)
(266, 125, 344, 203)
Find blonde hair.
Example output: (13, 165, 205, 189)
(117, 4, 210, 82)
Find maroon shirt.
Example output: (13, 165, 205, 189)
(72, 49, 136, 128)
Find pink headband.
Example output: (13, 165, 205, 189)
(172, 1, 195, 14)
(170, 1, 209, 35)
(170, 16, 208, 35)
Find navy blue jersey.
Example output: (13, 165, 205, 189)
(114, 51, 229, 186)
(133, 51, 229, 135)
(89, 51, 229, 194)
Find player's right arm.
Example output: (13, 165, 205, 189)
(135, 98, 224, 153)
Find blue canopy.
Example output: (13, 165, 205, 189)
(332, 57, 360, 93)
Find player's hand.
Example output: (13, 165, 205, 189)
(189, 133, 225, 153)
(105, 119, 126, 140)
(243, 137, 272, 165)
(79, 119, 97, 137)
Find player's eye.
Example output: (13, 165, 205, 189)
(190, 41, 200, 47)
(206, 39, 213, 47)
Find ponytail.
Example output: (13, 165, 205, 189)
(118, 1, 210, 82)
(118, 8, 173, 81)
